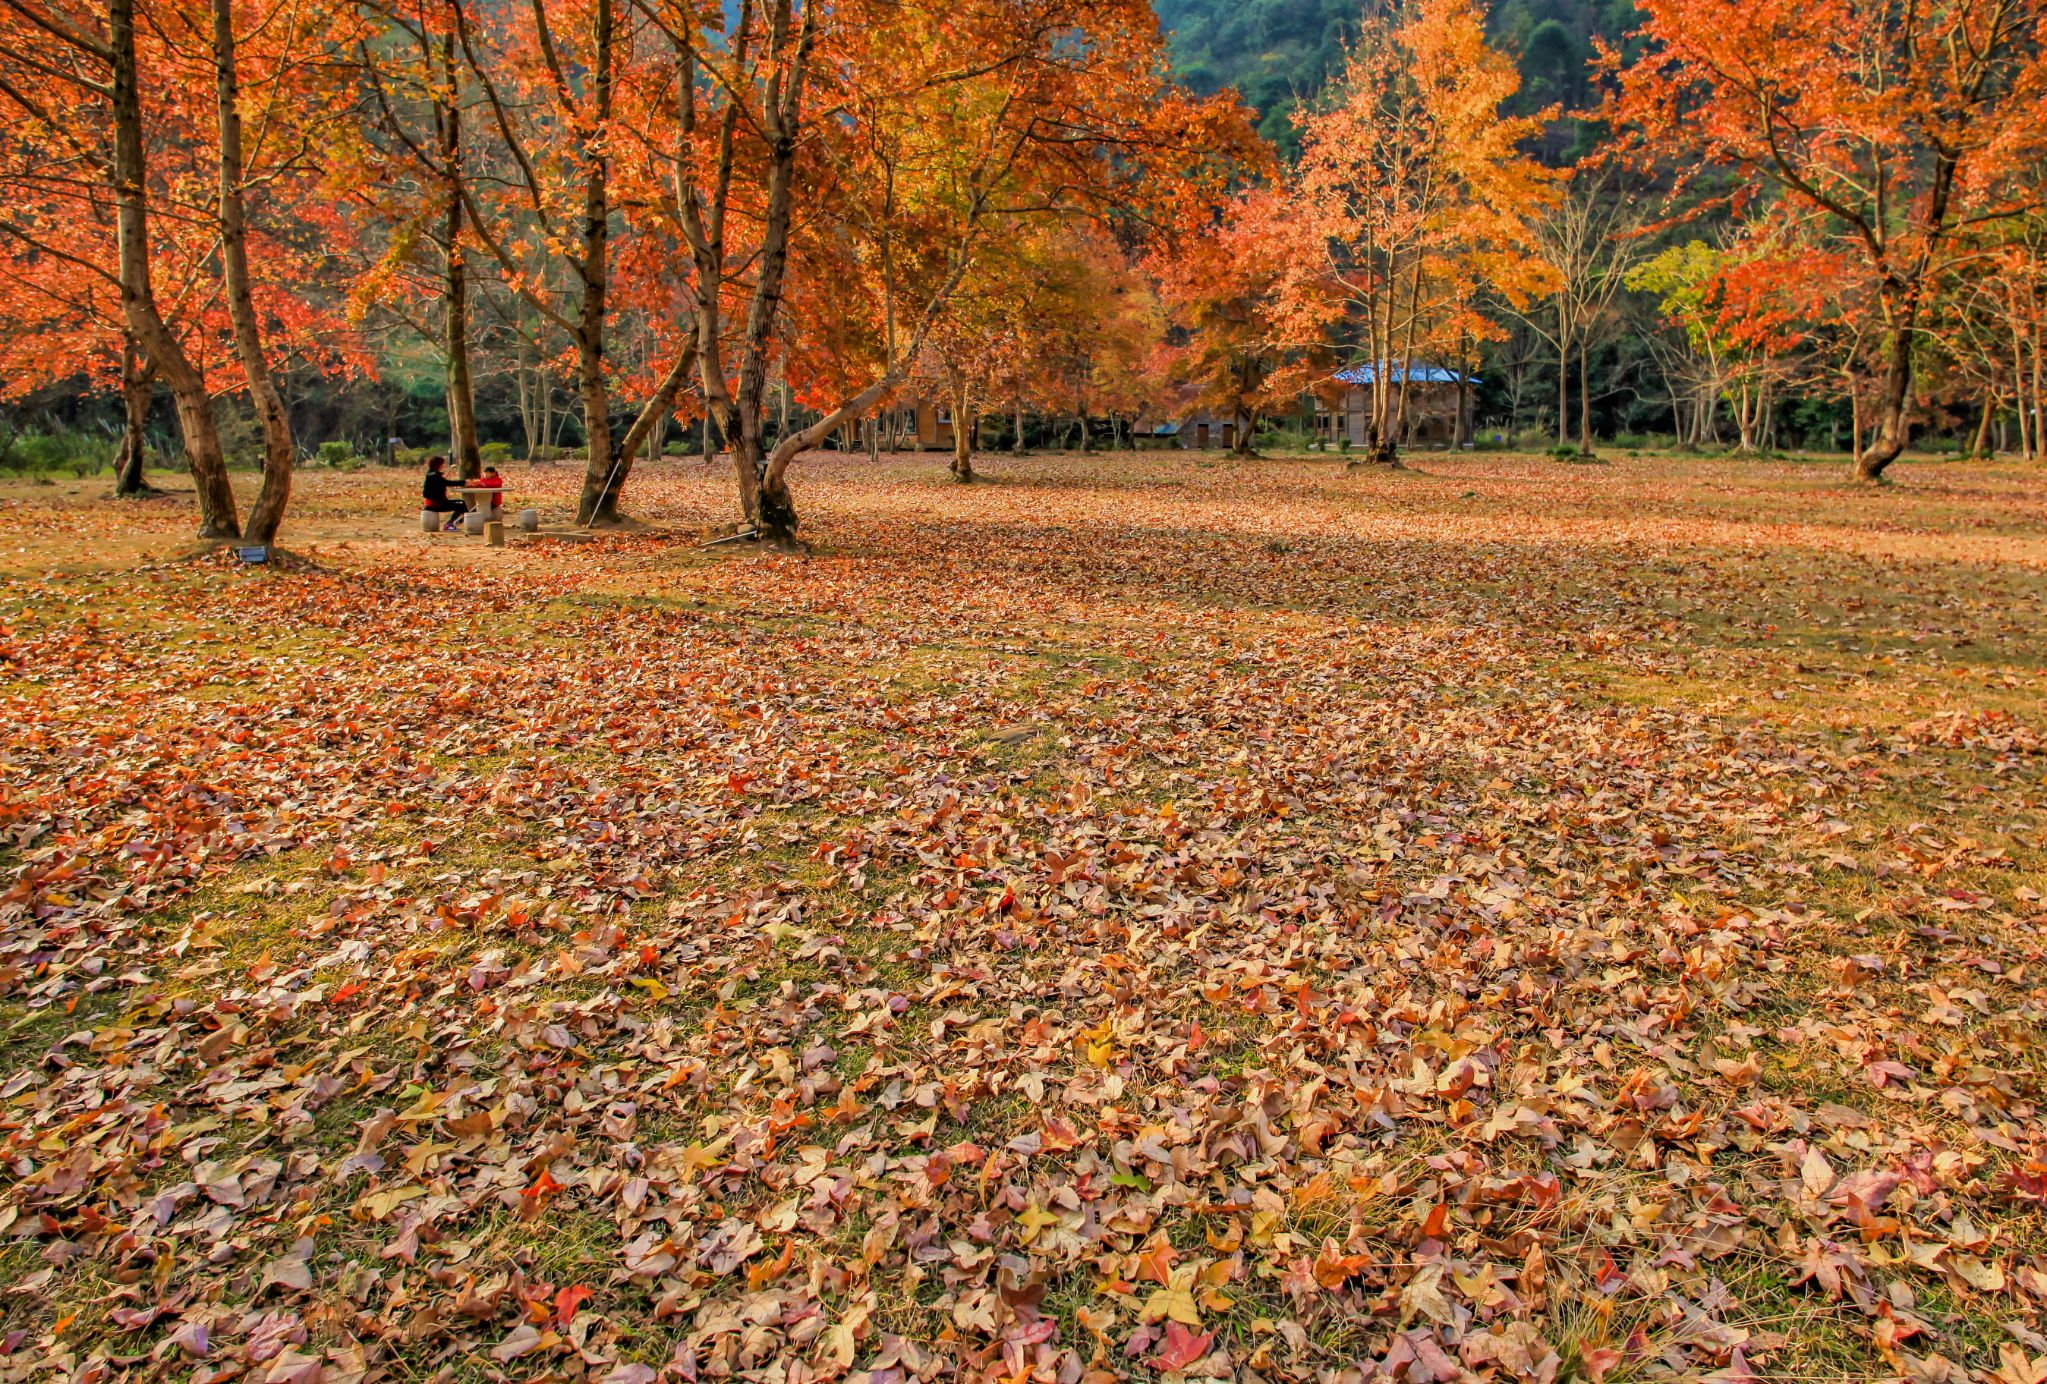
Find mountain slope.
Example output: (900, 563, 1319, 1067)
(1158, 0, 1643, 155)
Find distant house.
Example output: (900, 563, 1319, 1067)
(866, 398, 953, 449)
(1129, 384, 1240, 449)
(1317, 363, 1474, 447)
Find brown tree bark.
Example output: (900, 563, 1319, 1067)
(112, 0, 239, 539)
(115, 334, 154, 497)
(572, 0, 620, 525)
(1857, 314, 1915, 480)
(213, 0, 293, 546)
(950, 375, 974, 482)
(437, 29, 481, 480)
(1577, 339, 1593, 457)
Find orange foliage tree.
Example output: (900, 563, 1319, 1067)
(1281, 0, 1554, 464)
(1612, 0, 2047, 479)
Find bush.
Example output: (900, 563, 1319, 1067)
(393, 446, 433, 469)
(480, 441, 513, 464)
(1548, 445, 1583, 460)
(317, 440, 356, 466)
(1254, 425, 1315, 454)
(0, 428, 119, 477)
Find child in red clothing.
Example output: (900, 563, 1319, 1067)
(476, 465, 505, 515)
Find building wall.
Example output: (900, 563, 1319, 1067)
(1316, 383, 1461, 445)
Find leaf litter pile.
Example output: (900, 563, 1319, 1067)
(1, 453, 2044, 1384)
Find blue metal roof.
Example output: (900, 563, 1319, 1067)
(1334, 363, 1475, 385)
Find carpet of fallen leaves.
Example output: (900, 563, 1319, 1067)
(1, 451, 2044, 1384)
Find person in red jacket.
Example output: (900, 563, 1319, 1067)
(475, 465, 505, 516)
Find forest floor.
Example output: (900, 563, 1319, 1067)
(0, 449, 2043, 1384)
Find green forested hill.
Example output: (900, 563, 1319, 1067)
(1157, 0, 1644, 155)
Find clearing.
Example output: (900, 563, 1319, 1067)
(1, 450, 2043, 1384)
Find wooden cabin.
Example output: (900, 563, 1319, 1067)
(1316, 363, 1472, 447)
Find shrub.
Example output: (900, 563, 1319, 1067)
(0, 429, 119, 476)
(1254, 425, 1315, 454)
(480, 441, 513, 463)
(393, 446, 433, 468)
(317, 440, 356, 466)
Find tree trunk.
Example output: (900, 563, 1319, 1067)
(113, 0, 238, 539)
(1232, 406, 1256, 456)
(1971, 391, 1994, 459)
(2022, 294, 2038, 462)
(1556, 328, 1570, 449)
(1847, 371, 1862, 460)
(572, 0, 620, 526)
(440, 32, 481, 481)
(950, 376, 974, 482)
(1857, 309, 1916, 481)
(213, 0, 294, 546)
(1576, 339, 1593, 457)
(115, 334, 153, 497)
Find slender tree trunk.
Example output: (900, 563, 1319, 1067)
(2022, 300, 2038, 462)
(115, 334, 153, 497)
(1012, 400, 1025, 455)
(439, 33, 481, 481)
(113, 0, 238, 539)
(1556, 322, 1570, 450)
(573, 0, 621, 525)
(1858, 296, 1919, 481)
(714, 0, 817, 548)
(950, 375, 974, 483)
(212, 0, 294, 545)
(1576, 339, 1593, 457)
(1971, 391, 1995, 459)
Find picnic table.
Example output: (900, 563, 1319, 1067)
(456, 485, 502, 533)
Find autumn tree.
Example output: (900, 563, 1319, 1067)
(1283, 0, 1555, 465)
(0, 0, 242, 535)
(1156, 186, 1318, 459)
(1526, 170, 1647, 456)
(1613, 0, 2047, 479)
(446, 0, 698, 525)
(344, 0, 489, 478)
(666, 0, 1255, 548)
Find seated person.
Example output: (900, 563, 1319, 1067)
(421, 456, 467, 530)
(475, 464, 505, 514)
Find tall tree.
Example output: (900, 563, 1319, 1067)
(1283, 0, 1554, 463)
(1613, 0, 2047, 479)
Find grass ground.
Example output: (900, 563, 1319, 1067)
(0, 448, 2043, 1384)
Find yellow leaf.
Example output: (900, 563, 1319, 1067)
(1141, 1268, 1203, 1326)
(1017, 1203, 1062, 1244)
(357, 1184, 426, 1222)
